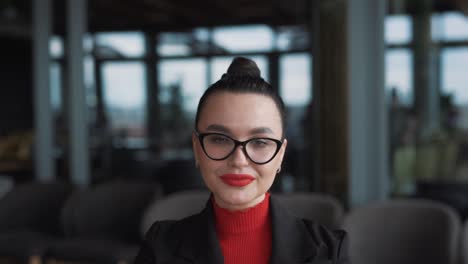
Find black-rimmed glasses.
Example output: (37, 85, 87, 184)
(195, 131, 283, 165)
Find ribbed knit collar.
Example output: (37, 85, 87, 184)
(212, 192, 271, 235)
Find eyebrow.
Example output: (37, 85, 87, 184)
(249, 127, 274, 135)
(205, 124, 274, 135)
(206, 124, 230, 133)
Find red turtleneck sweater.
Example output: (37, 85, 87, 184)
(212, 193, 272, 264)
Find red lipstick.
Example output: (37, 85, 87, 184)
(220, 174, 255, 187)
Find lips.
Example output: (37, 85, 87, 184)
(220, 174, 255, 187)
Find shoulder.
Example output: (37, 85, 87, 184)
(301, 219, 346, 244)
(142, 220, 177, 253)
(269, 195, 348, 263)
(143, 213, 200, 246)
(135, 213, 202, 262)
(302, 219, 348, 263)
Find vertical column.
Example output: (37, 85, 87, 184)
(145, 33, 160, 149)
(313, 0, 349, 203)
(268, 53, 280, 93)
(204, 29, 212, 85)
(348, 0, 389, 205)
(94, 39, 106, 128)
(413, 0, 439, 137)
(33, 0, 55, 182)
(308, 0, 320, 192)
(67, 0, 89, 186)
(267, 52, 283, 191)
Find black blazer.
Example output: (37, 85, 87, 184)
(134, 195, 348, 264)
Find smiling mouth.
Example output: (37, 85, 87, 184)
(220, 174, 255, 187)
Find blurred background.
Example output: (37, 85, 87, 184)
(1, 0, 468, 263)
(1, 0, 468, 207)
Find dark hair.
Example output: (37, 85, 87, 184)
(195, 57, 286, 138)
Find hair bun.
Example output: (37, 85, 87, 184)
(226, 57, 261, 78)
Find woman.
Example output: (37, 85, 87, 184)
(135, 57, 348, 264)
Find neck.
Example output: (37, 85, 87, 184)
(213, 193, 266, 211)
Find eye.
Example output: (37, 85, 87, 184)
(207, 135, 231, 145)
(250, 139, 271, 148)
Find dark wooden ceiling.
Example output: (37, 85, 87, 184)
(0, 0, 467, 36)
(1, 0, 310, 35)
(86, 0, 310, 32)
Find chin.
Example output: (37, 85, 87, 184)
(223, 188, 250, 201)
(218, 187, 262, 208)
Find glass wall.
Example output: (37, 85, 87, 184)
(41, 24, 314, 186)
(386, 8, 468, 202)
(158, 58, 207, 157)
(385, 50, 413, 106)
(279, 53, 312, 191)
(212, 25, 275, 53)
(102, 62, 147, 147)
(95, 32, 145, 58)
(85, 25, 312, 189)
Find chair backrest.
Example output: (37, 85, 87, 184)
(463, 219, 468, 264)
(0, 181, 74, 235)
(60, 187, 90, 238)
(343, 199, 461, 264)
(62, 180, 161, 242)
(156, 159, 206, 194)
(141, 190, 210, 236)
(0, 175, 13, 199)
(275, 192, 344, 229)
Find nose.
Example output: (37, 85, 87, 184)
(229, 145, 250, 167)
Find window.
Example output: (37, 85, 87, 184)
(102, 62, 147, 146)
(442, 48, 468, 105)
(385, 15, 412, 44)
(432, 12, 468, 41)
(158, 59, 207, 152)
(213, 25, 274, 53)
(157, 28, 211, 56)
(276, 25, 309, 51)
(84, 56, 96, 109)
(50, 36, 64, 58)
(50, 62, 62, 112)
(385, 49, 413, 105)
(280, 53, 312, 146)
(95, 32, 145, 58)
(159, 59, 207, 113)
(280, 53, 312, 107)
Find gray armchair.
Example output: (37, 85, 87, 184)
(140, 190, 210, 235)
(0, 181, 74, 264)
(275, 192, 344, 229)
(43, 180, 162, 264)
(343, 199, 461, 264)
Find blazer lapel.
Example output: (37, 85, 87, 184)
(175, 200, 224, 264)
(167, 195, 328, 264)
(269, 196, 321, 264)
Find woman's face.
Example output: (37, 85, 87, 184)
(193, 91, 287, 210)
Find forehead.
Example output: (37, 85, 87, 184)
(198, 92, 282, 136)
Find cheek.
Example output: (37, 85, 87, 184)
(256, 162, 280, 180)
(258, 162, 278, 178)
(198, 155, 222, 177)
(194, 142, 211, 165)
(260, 152, 284, 177)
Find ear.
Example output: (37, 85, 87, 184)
(278, 139, 288, 164)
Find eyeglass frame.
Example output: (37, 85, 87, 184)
(194, 131, 284, 165)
